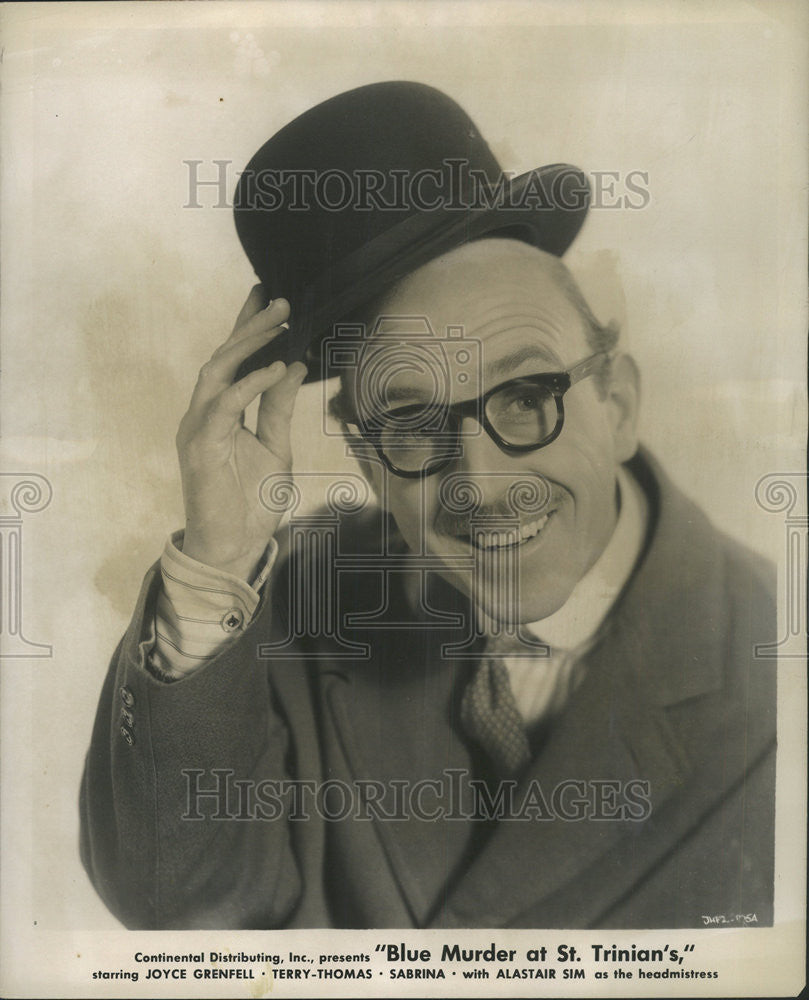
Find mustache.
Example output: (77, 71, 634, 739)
(434, 474, 561, 536)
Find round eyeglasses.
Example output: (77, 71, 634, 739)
(347, 350, 612, 479)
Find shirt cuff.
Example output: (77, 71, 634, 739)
(149, 531, 278, 681)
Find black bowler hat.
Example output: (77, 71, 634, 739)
(233, 81, 590, 382)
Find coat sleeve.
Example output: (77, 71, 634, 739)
(79, 561, 303, 929)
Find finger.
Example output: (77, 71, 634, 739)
(255, 362, 308, 447)
(227, 297, 290, 348)
(204, 362, 289, 438)
(214, 319, 290, 377)
(190, 318, 291, 409)
(231, 284, 269, 334)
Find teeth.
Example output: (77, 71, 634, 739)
(470, 513, 550, 549)
(519, 514, 549, 540)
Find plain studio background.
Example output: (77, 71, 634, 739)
(0, 0, 805, 935)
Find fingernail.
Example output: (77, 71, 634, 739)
(280, 322, 290, 330)
(264, 299, 275, 311)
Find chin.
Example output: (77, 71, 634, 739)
(471, 584, 572, 626)
(435, 560, 575, 627)
(422, 497, 587, 624)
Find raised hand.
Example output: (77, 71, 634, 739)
(176, 286, 308, 581)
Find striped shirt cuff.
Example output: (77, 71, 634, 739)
(149, 531, 278, 681)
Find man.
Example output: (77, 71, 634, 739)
(80, 82, 776, 929)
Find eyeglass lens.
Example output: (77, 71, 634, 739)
(378, 381, 559, 472)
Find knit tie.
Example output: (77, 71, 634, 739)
(460, 634, 533, 777)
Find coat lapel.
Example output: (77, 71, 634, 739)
(321, 616, 480, 926)
(432, 612, 694, 927)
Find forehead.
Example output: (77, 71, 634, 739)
(355, 242, 590, 392)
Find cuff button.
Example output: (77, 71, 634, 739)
(120, 725, 135, 746)
(221, 609, 244, 632)
(119, 686, 135, 708)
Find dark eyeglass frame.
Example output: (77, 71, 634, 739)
(347, 349, 614, 479)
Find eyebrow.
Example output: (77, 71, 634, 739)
(483, 344, 563, 379)
(379, 385, 435, 405)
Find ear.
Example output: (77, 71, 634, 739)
(606, 353, 640, 463)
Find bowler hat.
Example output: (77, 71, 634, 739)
(233, 81, 590, 382)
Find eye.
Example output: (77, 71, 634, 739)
(492, 386, 547, 421)
(512, 393, 541, 412)
(485, 381, 558, 445)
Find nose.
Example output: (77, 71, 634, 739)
(442, 416, 520, 512)
(442, 416, 552, 518)
(453, 414, 513, 476)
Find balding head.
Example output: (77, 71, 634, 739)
(375, 238, 616, 362)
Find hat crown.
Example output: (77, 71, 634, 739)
(243, 80, 499, 179)
(232, 81, 590, 381)
(234, 82, 501, 297)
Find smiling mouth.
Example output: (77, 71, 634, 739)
(455, 511, 554, 550)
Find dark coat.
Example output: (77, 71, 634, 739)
(80, 449, 776, 929)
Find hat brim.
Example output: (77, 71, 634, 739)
(236, 163, 590, 383)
